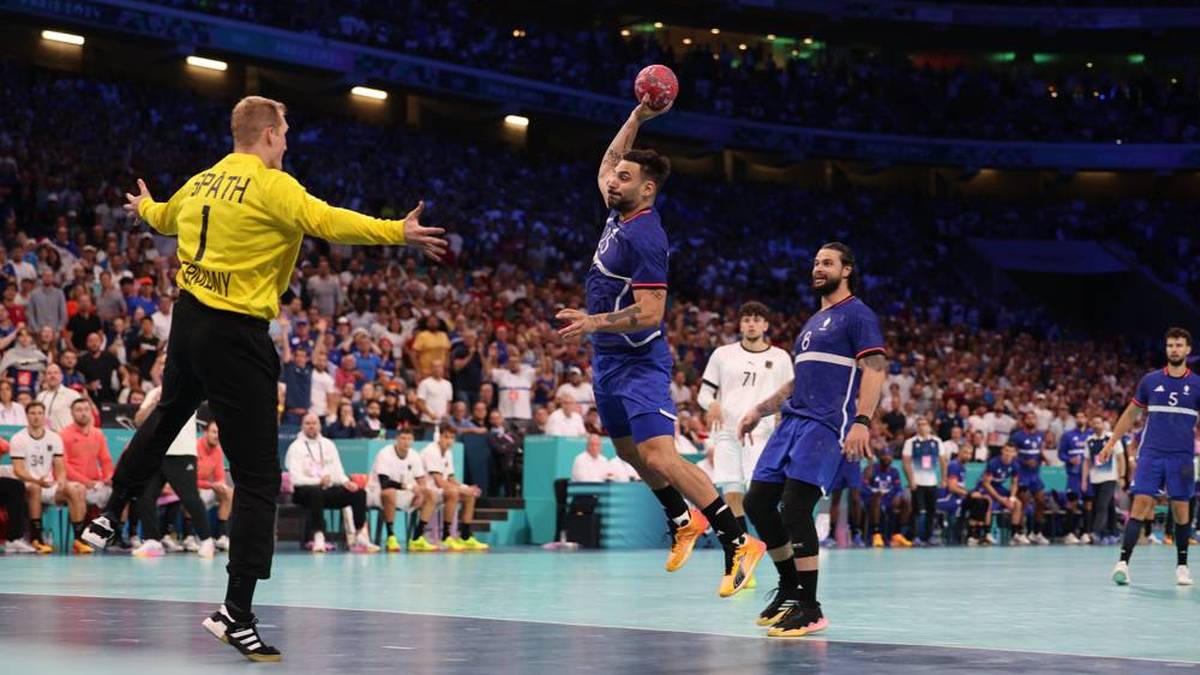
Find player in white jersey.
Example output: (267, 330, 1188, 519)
(698, 301, 793, 538)
(9, 401, 86, 553)
(369, 429, 438, 552)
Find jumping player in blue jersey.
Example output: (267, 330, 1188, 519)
(556, 96, 764, 598)
(1101, 327, 1200, 586)
(737, 242, 888, 638)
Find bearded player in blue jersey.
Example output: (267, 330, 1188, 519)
(737, 242, 887, 638)
(1101, 327, 1200, 587)
(557, 96, 764, 598)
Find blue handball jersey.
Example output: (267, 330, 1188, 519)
(1132, 368, 1200, 455)
(585, 208, 669, 355)
(1058, 428, 1090, 477)
(1010, 428, 1046, 476)
(784, 295, 886, 440)
(975, 457, 1018, 492)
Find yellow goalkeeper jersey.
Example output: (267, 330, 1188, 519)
(138, 152, 404, 320)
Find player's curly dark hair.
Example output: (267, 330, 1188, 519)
(623, 149, 671, 192)
(819, 241, 859, 294)
(739, 301, 771, 320)
(1166, 326, 1192, 346)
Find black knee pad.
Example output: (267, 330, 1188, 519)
(743, 480, 787, 549)
(780, 479, 822, 558)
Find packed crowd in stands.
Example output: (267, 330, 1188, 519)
(0, 58, 1189, 556)
(162, 0, 1200, 142)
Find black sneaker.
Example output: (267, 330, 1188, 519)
(202, 604, 282, 662)
(80, 515, 116, 550)
(767, 601, 828, 638)
(756, 588, 798, 627)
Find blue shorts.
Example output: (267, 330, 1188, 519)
(983, 486, 1011, 509)
(865, 490, 902, 511)
(828, 458, 863, 493)
(592, 342, 676, 444)
(1131, 451, 1196, 502)
(936, 494, 962, 514)
(752, 415, 843, 492)
(1065, 474, 1083, 499)
(1018, 474, 1044, 494)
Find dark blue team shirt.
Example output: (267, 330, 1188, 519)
(939, 459, 967, 500)
(1132, 368, 1200, 456)
(586, 208, 669, 355)
(866, 463, 902, 495)
(785, 295, 886, 439)
(1010, 427, 1045, 477)
(975, 457, 1018, 493)
(1058, 428, 1090, 477)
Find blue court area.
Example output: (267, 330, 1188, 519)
(1, 546, 1197, 673)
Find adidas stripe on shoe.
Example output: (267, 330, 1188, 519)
(201, 604, 282, 662)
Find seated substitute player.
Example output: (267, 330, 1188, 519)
(555, 96, 761, 597)
(938, 443, 988, 546)
(976, 443, 1024, 544)
(1057, 410, 1091, 544)
(1102, 327, 1200, 586)
(901, 417, 949, 547)
(60, 398, 114, 516)
(739, 242, 887, 638)
(1010, 412, 1050, 545)
(863, 447, 912, 548)
(697, 300, 793, 566)
(420, 427, 488, 551)
(369, 429, 438, 553)
(10, 401, 90, 553)
(284, 413, 378, 553)
(196, 420, 233, 551)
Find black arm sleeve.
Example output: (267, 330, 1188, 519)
(377, 474, 406, 490)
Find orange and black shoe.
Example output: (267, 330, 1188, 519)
(756, 588, 798, 627)
(767, 601, 828, 638)
(665, 508, 708, 572)
(719, 535, 767, 598)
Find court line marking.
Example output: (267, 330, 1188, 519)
(2, 590, 1196, 666)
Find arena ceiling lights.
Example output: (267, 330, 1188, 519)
(41, 30, 85, 46)
(186, 55, 228, 71)
(504, 114, 529, 129)
(351, 86, 388, 100)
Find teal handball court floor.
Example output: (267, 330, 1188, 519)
(1, 545, 1197, 673)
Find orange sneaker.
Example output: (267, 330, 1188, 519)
(665, 508, 708, 572)
(72, 539, 94, 555)
(871, 533, 884, 548)
(890, 533, 913, 548)
(32, 539, 54, 554)
(719, 536, 766, 598)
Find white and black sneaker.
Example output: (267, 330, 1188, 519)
(202, 604, 282, 662)
(80, 515, 117, 550)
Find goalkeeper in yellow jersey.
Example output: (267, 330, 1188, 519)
(81, 95, 447, 662)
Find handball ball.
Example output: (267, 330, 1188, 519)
(634, 64, 678, 111)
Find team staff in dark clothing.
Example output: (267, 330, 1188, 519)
(81, 95, 447, 661)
